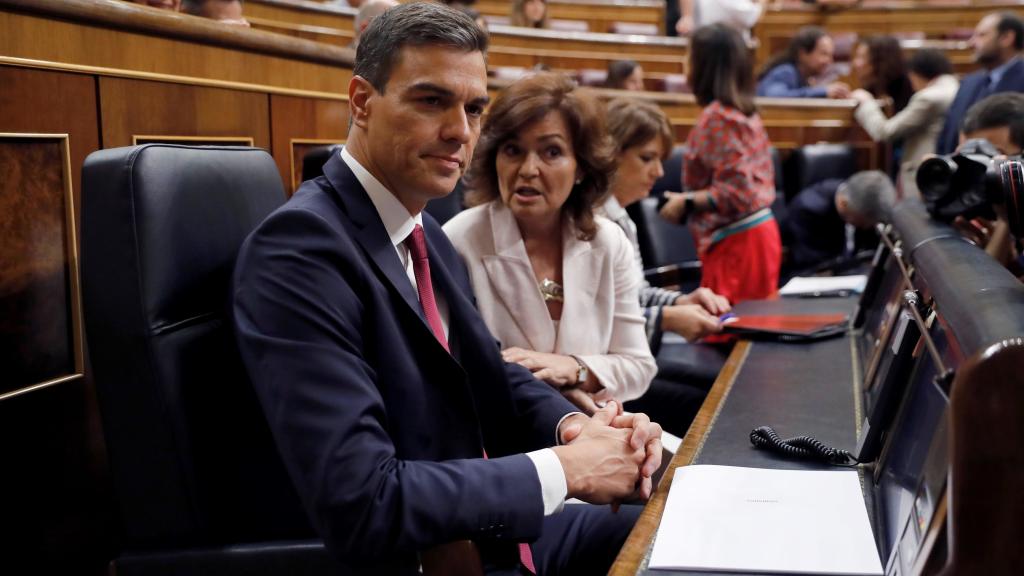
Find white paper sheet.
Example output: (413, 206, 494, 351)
(778, 275, 868, 297)
(648, 465, 883, 575)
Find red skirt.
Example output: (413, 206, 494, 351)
(700, 218, 782, 304)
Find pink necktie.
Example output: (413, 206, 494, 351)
(404, 224, 536, 574)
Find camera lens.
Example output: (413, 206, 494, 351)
(1001, 160, 1024, 239)
(916, 156, 957, 203)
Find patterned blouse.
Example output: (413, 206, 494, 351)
(683, 101, 776, 257)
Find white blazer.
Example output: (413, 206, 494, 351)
(854, 74, 960, 198)
(443, 201, 656, 402)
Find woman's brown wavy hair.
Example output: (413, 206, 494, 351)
(465, 72, 616, 241)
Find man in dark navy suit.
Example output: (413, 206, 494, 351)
(936, 12, 1024, 155)
(232, 3, 662, 575)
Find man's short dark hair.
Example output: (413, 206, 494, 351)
(907, 49, 953, 80)
(996, 11, 1024, 51)
(354, 2, 488, 93)
(961, 92, 1024, 149)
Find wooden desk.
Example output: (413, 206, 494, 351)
(246, 0, 354, 31)
(611, 205, 1024, 575)
(611, 298, 860, 575)
(476, 0, 664, 34)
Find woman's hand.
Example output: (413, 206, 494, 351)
(676, 287, 731, 315)
(826, 82, 851, 99)
(502, 347, 580, 388)
(675, 15, 694, 36)
(659, 191, 689, 224)
(661, 304, 723, 341)
(559, 387, 602, 415)
(850, 88, 873, 104)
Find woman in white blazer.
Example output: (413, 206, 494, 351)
(443, 73, 656, 412)
(852, 48, 959, 198)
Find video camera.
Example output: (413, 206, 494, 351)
(916, 138, 1024, 238)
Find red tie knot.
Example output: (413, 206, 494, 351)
(405, 224, 429, 261)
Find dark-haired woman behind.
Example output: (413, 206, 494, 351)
(660, 23, 781, 303)
(605, 60, 645, 91)
(851, 35, 913, 113)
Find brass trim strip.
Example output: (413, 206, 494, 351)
(0, 132, 85, 402)
(0, 374, 83, 403)
(0, 56, 348, 101)
(132, 135, 256, 146)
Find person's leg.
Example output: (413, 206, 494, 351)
(654, 342, 730, 390)
(624, 377, 705, 437)
(530, 504, 642, 576)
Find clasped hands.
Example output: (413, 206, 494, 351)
(553, 401, 663, 505)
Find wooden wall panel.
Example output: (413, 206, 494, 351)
(0, 136, 83, 399)
(0, 375, 114, 575)
(0, 133, 109, 575)
(0, 9, 349, 95)
(0, 66, 99, 222)
(99, 77, 271, 150)
(270, 94, 349, 194)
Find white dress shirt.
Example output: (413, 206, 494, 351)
(340, 147, 567, 515)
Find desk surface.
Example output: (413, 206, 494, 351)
(611, 297, 864, 576)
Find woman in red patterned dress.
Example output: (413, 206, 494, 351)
(659, 23, 781, 303)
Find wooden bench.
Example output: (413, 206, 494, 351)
(475, 0, 664, 35)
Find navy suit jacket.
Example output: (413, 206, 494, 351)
(936, 59, 1024, 154)
(232, 153, 577, 573)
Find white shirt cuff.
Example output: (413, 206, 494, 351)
(526, 449, 567, 516)
(554, 411, 585, 445)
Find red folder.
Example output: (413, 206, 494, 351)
(722, 313, 849, 338)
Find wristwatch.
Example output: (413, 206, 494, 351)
(571, 355, 589, 386)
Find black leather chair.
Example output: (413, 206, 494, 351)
(300, 144, 340, 184)
(627, 196, 701, 291)
(782, 143, 858, 201)
(300, 144, 466, 225)
(81, 145, 341, 575)
(650, 144, 685, 198)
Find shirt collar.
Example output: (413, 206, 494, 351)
(989, 55, 1020, 87)
(601, 195, 628, 220)
(341, 146, 421, 248)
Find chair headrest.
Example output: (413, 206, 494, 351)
(83, 144, 285, 334)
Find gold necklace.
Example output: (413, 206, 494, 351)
(538, 278, 564, 302)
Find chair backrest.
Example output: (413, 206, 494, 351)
(81, 145, 314, 551)
(650, 144, 686, 198)
(628, 196, 699, 268)
(300, 144, 341, 184)
(783, 143, 857, 201)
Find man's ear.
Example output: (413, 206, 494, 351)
(348, 75, 375, 130)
